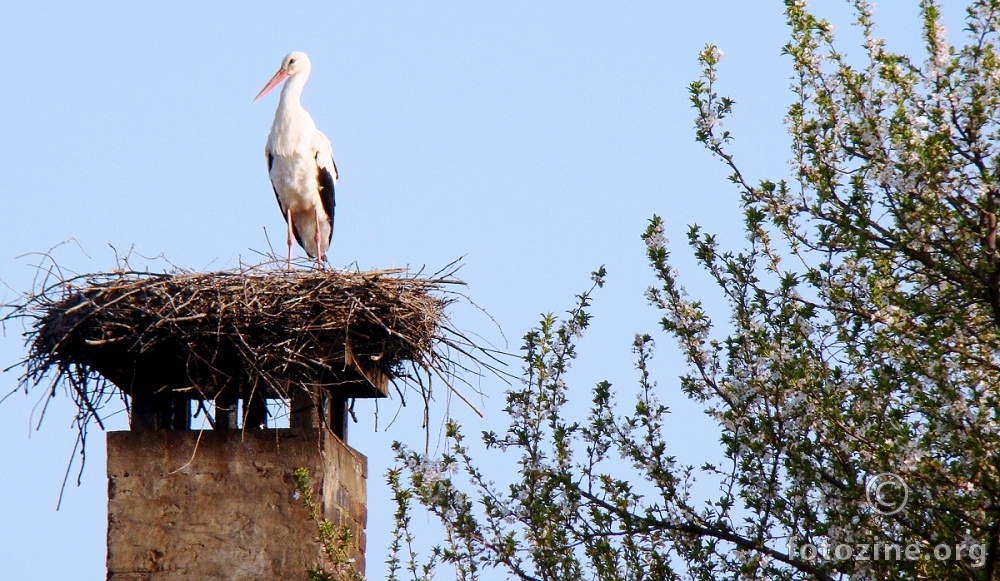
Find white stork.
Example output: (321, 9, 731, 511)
(254, 51, 338, 269)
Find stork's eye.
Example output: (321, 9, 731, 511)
(288, 58, 297, 65)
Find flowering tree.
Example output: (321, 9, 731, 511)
(390, 1, 1000, 579)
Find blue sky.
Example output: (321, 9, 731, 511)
(0, 1, 945, 578)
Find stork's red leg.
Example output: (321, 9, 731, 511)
(314, 206, 324, 270)
(286, 208, 294, 271)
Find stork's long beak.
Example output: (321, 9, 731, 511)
(253, 68, 289, 102)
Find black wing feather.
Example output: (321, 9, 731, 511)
(316, 161, 336, 245)
(268, 152, 286, 219)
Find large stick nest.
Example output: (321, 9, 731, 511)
(3, 261, 495, 437)
(33, 267, 450, 400)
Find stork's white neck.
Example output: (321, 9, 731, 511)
(267, 66, 319, 158)
(278, 69, 310, 113)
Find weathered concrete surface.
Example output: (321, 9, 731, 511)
(106, 429, 366, 580)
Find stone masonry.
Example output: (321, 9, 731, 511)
(106, 429, 366, 580)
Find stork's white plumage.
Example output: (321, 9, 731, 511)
(254, 51, 338, 269)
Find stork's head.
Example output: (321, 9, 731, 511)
(254, 52, 312, 102)
(281, 52, 311, 76)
